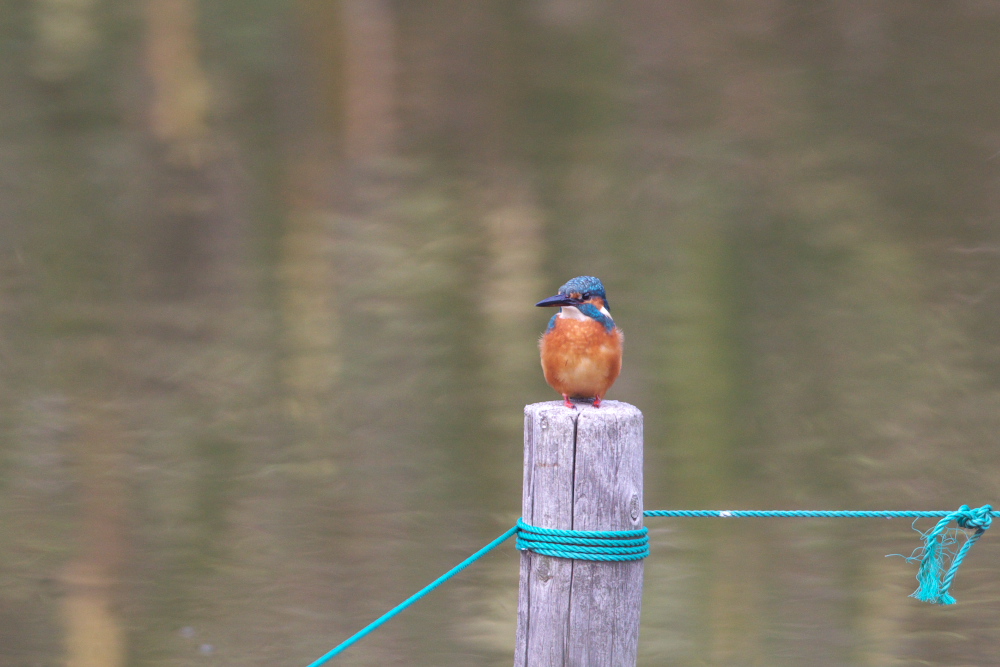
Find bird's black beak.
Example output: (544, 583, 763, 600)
(535, 294, 579, 308)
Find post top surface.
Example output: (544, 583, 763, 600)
(524, 399, 641, 416)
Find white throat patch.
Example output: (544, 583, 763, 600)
(558, 305, 612, 321)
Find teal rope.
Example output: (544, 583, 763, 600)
(645, 505, 997, 604)
(515, 518, 649, 561)
(305, 504, 995, 663)
(643, 509, 979, 518)
(304, 525, 517, 667)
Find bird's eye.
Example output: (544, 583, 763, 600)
(580, 292, 590, 300)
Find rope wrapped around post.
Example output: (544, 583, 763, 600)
(515, 518, 650, 561)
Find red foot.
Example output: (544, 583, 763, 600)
(593, 395, 602, 408)
(562, 395, 575, 409)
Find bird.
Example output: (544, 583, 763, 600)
(536, 276, 623, 409)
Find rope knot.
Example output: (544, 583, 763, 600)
(955, 504, 993, 531)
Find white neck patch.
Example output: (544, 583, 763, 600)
(558, 305, 612, 321)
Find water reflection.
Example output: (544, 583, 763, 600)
(3, 2, 1000, 665)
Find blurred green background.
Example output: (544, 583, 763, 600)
(4, 1, 1000, 665)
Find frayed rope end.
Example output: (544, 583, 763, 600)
(903, 504, 992, 605)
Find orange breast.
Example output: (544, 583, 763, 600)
(539, 318, 623, 399)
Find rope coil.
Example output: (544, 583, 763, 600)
(515, 518, 649, 561)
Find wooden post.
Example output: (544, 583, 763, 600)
(515, 400, 644, 667)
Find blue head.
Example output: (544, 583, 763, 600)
(536, 276, 610, 310)
(536, 276, 614, 332)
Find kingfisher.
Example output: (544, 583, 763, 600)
(536, 276, 623, 409)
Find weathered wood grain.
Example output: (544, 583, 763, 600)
(515, 400, 644, 667)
